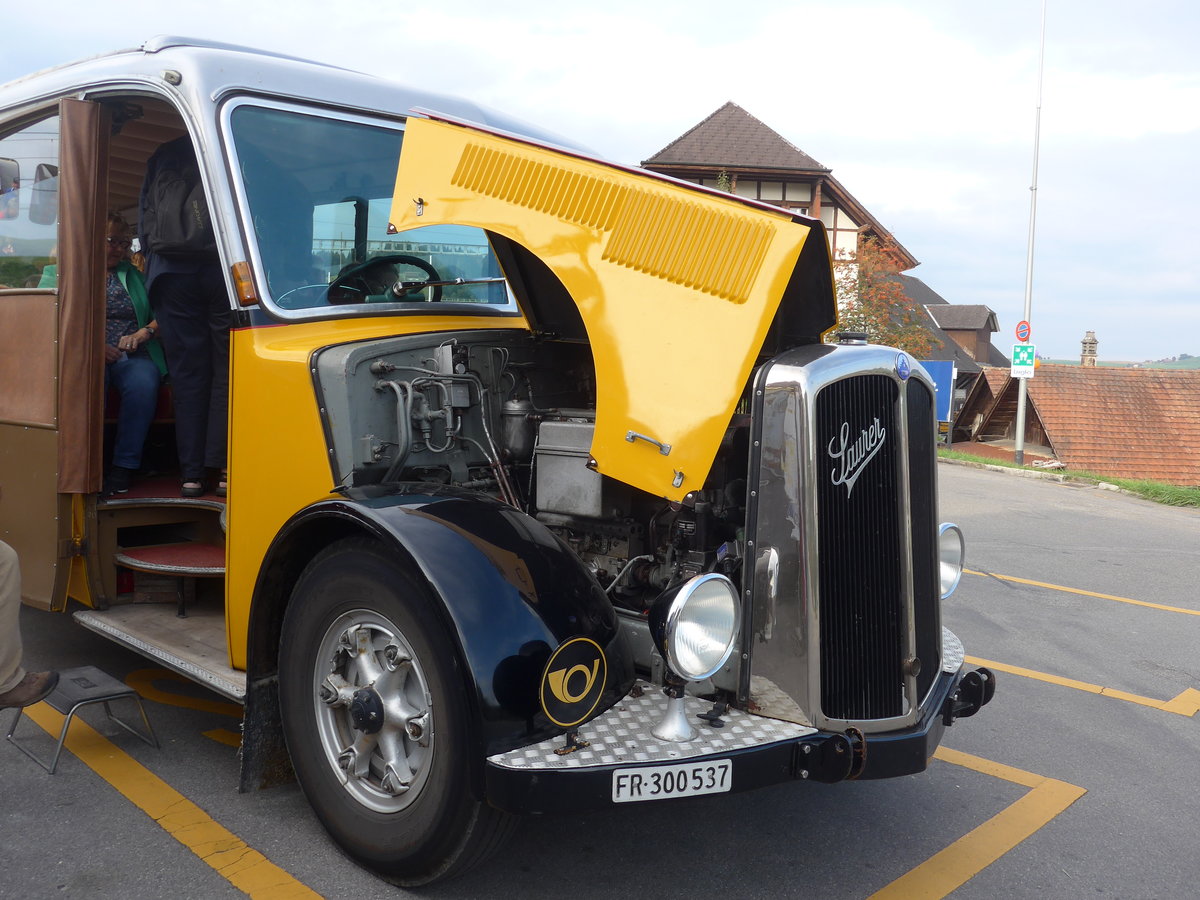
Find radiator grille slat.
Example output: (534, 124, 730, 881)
(816, 376, 903, 720)
(907, 380, 940, 700)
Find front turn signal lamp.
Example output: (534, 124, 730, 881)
(231, 261, 259, 307)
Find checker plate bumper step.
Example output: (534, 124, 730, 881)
(483, 628, 981, 813)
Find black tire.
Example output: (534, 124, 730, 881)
(279, 537, 514, 886)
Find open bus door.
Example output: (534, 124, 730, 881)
(0, 98, 108, 611)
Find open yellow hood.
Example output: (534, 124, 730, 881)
(391, 115, 828, 502)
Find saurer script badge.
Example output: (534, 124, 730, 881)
(828, 418, 887, 498)
(540, 637, 607, 728)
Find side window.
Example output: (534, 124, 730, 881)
(0, 114, 59, 290)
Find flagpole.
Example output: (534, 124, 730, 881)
(1014, 0, 1047, 466)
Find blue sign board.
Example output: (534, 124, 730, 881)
(920, 360, 955, 422)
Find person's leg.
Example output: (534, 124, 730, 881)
(108, 355, 161, 471)
(0, 540, 59, 708)
(0, 540, 25, 693)
(152, 274, 213, 484)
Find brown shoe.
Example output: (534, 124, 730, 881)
(0, 671, 60, 709)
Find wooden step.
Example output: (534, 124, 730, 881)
(114, 542, 225, 617)
(115, 542, 225, 577)
(99, 475, 226, 510)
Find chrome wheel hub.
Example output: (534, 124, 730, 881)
(313, 610, 434, 813)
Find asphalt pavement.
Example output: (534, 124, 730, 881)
(1, 460, 1197, 899)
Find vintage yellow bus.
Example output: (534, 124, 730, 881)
(0, 37, 993, 885)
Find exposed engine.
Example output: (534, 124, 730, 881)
(315, 329, 750, 616)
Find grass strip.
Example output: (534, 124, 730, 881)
(938, 449, 1200, 508)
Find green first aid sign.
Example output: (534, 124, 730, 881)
(1011, 343, 1036, 379)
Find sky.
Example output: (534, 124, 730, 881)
(2, 0, 1197, 362)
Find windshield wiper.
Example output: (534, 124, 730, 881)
(391, 276, 506, 297)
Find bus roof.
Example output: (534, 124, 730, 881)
(0, 36, 580, 152)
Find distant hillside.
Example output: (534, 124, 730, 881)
(1154, 357, 1200, 370)
(1045, 357, 1200, 370)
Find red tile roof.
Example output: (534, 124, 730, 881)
(1029, 365, 1200, 486)
(979, 365, 1010, 398)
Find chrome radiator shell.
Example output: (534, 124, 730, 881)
(741, 343, 942, 734)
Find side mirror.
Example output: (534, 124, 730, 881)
(0, 158, 17, 220)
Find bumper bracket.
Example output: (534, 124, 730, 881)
(942, 667, 997, 726)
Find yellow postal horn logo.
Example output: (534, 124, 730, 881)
(540, 637, 607, 728)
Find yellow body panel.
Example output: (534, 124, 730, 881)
(66, 494, 91, 608)
(390, 117, 819, 501)
(223, 313, 526, 668)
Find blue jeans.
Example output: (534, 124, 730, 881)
(106, 352, 161, 470)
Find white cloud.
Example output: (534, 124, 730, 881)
(1046, 71, 1200, 139)
(2, 0, 1198, 360)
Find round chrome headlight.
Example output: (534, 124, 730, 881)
(938, 523, 966, 599)
(650, 573, 741, 682)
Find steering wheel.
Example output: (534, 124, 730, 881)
(274, 283, 332, 309)
(328, 254, 443, 304)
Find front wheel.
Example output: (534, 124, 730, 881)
(279, 538, 513, 885)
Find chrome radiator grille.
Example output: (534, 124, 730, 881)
(746, 344, 942, 732)
(816, 375, 903, 720)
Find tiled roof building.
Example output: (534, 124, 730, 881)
(957, 365, 1200, 486)
(642, 102, 917, 270)
(925, 304, 997, 332)
(646, 101, 829, 172)
(920, 289, 1008, 368)
(896, 274, 1006, 370)
(643, 103, 1010, 383)
(953, 365, 1010, 442)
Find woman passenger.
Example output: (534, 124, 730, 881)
(103, 213, 167, 495)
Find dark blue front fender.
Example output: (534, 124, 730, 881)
(259, 484, 634, 758)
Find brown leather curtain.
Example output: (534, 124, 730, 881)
(57, 98, 109, 493)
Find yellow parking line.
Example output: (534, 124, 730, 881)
(204, 727, 245, 747)
(965, 569, 1200, 617)
(125, 669, 243, 718)
(870, 748, 1086, 899)
(22, 703, 320, 899)
(966, 655, 1200, 718)
(124, 669, 244, 749)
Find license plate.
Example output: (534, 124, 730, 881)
(611, 759, 732, 803)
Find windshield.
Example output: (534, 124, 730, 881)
(228, 104, 512, 313)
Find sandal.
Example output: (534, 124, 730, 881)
(215, 470, 227, 498)
(181, 480, 205, 498)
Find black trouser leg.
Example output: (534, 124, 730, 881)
(151, 268, 230, 481)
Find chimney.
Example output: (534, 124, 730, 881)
(1081, 331, 1098, 367)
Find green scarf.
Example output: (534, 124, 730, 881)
(38, 261, 168, 377)
(114, 260, 168, 377)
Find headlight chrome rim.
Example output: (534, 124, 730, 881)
(658, 573, 741, 682)
(938, 523, 966, 599)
